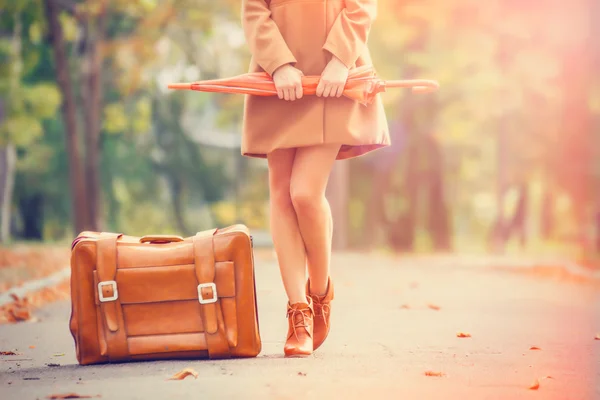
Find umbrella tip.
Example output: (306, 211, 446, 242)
(168, 83, 192, 90)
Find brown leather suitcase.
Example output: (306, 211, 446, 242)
(69, 225, 261, 365)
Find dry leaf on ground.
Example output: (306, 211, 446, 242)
(424, 371, 445, 377)
(1, 279, 70, 326)
(456, 332, 471, 338)
(168, 368, 199, 380)
(46, 394, 98, 399)
(529, 346, 541, 350)
(528, 376, 554, 390)
(1, 351, 19, 355)
(29, 345, 35, 349)
(427, 304, 441, 311)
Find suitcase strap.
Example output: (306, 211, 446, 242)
(96, 233, 129, 362)
(193, 229, 232, 359)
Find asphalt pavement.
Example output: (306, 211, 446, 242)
(1, 252, 599, 400)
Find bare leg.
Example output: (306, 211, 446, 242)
(267, 148, 308, 304)
(290, 144, 341, 296)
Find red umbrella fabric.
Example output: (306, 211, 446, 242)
(168, 65, 438, 105)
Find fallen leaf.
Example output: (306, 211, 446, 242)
(297, 372, 306, 376)
(168, 368, 198, 380)
(427, 304, 441, 311)
(29, 345, 35, 349)
(529, 346, 541, 350)
(46, 394, 98, 399)
(424, 370, 445, 377)
(400, 304, 411, 309)
(594, 333, 600, 340)
(0, 351, 18, 355)
(457, 332, 471, 338)
(10, 308, 32, 321)
(528, 376, 554, 390)
(528, 379, 540, 390)
(53, 353, 65, 357)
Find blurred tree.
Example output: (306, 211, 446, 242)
(0, 0, 61, 241)
(38, 0, 242, 235)
(555, 0, 594, 243)
(43, 0, 89, 235)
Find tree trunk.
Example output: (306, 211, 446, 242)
(363, 167, 392, 250)
(387, 138, 418, 252)
(168, 175, 190, 235)
(425, 135, 452, 251)
(540, 185, 554, 240)
(0, 144, 16, 243)
(556, 2, 593, 241)
(81, 1, 108, 231)
(506, 183, 529, 248)
(19, 192, 44, 240)
(0, 13, 20, 244)
(44, 0, 88, 234)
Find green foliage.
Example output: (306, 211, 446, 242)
(3, 0, 597, 256)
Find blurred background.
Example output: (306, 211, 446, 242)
(0, 0, 599, 265)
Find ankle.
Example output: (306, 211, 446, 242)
(288, 296, 309, 305)
(308, 281, 328, 297)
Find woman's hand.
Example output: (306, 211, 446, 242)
(316, 56, 349, 98)
(272, 64, 304, 101)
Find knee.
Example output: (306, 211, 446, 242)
(270, 180, 293, 210)
(290, 185, 321, 215)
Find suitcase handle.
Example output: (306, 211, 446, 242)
(140, 235, 184, 244)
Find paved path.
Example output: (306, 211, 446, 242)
(1, 253, 599, 400)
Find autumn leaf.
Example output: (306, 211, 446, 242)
(528, 376, 554, 390)
(456, 332, 471, 338)
(1, 351, 19, 355)
(46, 394, 99, 399)
(529, 346, 541, 350)
(168, 368, 199, 380)
(29, 345, 36, 349)
(427, 304, 441, 311)
(424, 370, 445, 377)
(528, 379, 540, 390)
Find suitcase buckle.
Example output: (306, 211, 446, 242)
(197, 283, 218, 304)
(98, 280, 118, 302)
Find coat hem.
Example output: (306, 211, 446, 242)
(241, 141, 391, 161)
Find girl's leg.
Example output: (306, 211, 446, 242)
(267, 148, 308, 304)
(290, 144, 341, 295)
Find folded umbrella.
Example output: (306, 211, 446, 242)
(168, 65, 438, 105)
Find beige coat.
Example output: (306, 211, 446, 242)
(241, 0, 390, 160)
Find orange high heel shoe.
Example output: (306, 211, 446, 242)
(307, 277, 333, 351)
(284, 299, 314, 358)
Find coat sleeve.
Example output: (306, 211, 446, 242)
(322, 0, 377, 68)
(242, 0, 297, 76)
